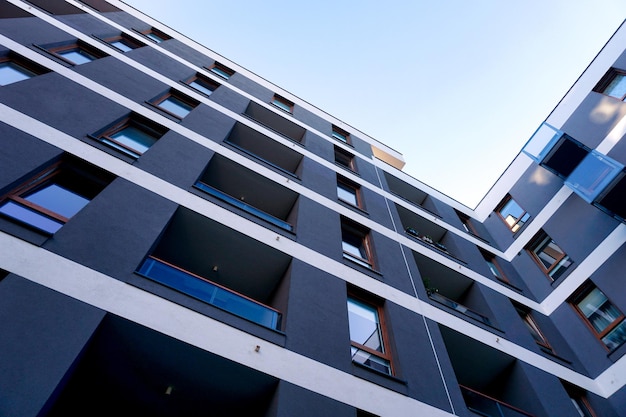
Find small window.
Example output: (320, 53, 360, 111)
(481, 251, 508, 283)
(341, 218, 374, 269)
(594, 68, 626, 101)
(332, 125, 350, 144)
(337, 177, 361, 208)
(571, 284, 626, 351)
(496, 195, 530, 233)
(103, 34, 143, 52)
(148, 89, 198, 119)
(139, 27, 170, 43)
(334, 146, 356, 171)
(528, 232, 572, 281)
(271, 94, 294, 113)
(563, 382, 597, 417)
(0, 158, 113, 234)
(183, 73, 220, 96)
(94, 115, 167, 159)
(0, 55, 45, 86)
(514, 304, 552, 350)
(45, 42, 104, 65)
(347, 294, 392, 375)
(208, 62, 234, 79)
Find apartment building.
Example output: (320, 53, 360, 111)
(0, 1, 625, 416)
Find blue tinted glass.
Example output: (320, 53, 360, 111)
(58, 48, 97, 65)
(189, 80, 215, 96)
(271, 97, 292, 112)
(146, 32, 165, 43)
(0, 201, 63, 233)
(604, 74, 626, 99)
(0, 61, 36, 85)
(24, 183, 89, 218)
(158, 96, 193, 118)
(565, 151, 624, 203)
(210, 66, 231, 79)
(110, 40, 133, 52)
(110, 125, 158, 155)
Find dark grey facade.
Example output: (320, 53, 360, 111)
(0, 1, 625, 416)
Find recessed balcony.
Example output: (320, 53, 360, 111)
(383, 172, 439, 215)
(194, 155, 298, 232)
(243, 101, 305, 143)
(135, 208, 292, 330)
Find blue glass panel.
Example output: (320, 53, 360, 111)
(0, 201, 62, 233)
(58, 49, 97, 65)
(271, 97, 292, 113)
(194, 182, 292, 231)
(0, 61, 36, 85)
(351, 347, 391, 375)
(24, 183, 89, 218)
(522, 122, 563, 163)
(137, 258, 281, 329)
(189, 80, 215, 96)
(604, 73, 626, 100)
(565, 150, 624, 203)
(146, 32, 165, 43)
(210, 66, 231, 79)
(158, 96, 193, 118)
(107, 125, 158, 157)
(110, 40, 133, 52)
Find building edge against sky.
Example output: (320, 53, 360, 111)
(0, 1, 626, 416)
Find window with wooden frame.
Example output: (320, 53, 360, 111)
(527, 231, 572, 281)
(341, 218, 374, 269)
(183, 72, 220, 97)
(334, 146, 356, 171)
(94, 114, 168, 159)
(103, 34, 143, 52)
(270, 94, 294, 113)
(496, 195, 530, 233)
(337, 176, 362, 208)
(480, 250, 509, 283)
(148, 89, 199, 119)
(0, 54, 47, 86)
(571, 283, 626, 351)
(139, 27, 170, 43)
(594, 68, 626, 101)
(208, 62, 235, 80)
(332, 125, 350, 144)
(45, 41, 104, 65)
(0, 157, 113, 234)
(514, 303, 552, 351)
(563, 382, 597, 417)
(347, 293, 393, 375)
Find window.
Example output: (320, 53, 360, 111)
(332, 125, 350, 144)
(528, 232, 572, 281)
(139, 28, 170, 43)
(594, 68, 626, 101)
(337, 177, 361, 208)
(347, 295, 392, 375)
(334, 146, 356, 171)
(571, 284, 626, 351)
(514, 304, 552, 350)
(183, 73, 220, 96)
(341, 219, 374, 269)
(496, 195, 530, 233)
(481, 251, 508, 283)
(46, 42, 104, 65)
(103, 34, 143, 52)
(270, 94, 294, 113)
(0, 158, 112, 234)
(208, 62, 234, 79)
(94, 115, 167, 159)
(148, 90, 198, 119)
(563, 383, 597, 417)
(0, 55, 45, 86)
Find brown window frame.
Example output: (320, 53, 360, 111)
(102, 34, 143, 52)
(332, 125, 351, 144)
(148, 89, 199, 120)
(207, 62, 235, 80)
(139, 27, 171, 43)
(337, 176, 362, 208)
(270, 94, 294, 114)
(94, 115, 167, 159)
(183, 72, 220, 97)
(0, 54, 47, 85)
(347, 291, 394, 375)
(496, 195, 530, 233)
(45, 41, 105, 66)
(480, 250, 509, 284)
(514, 303, 552, 351)
(341, 218, 375, 270)
(527, 231, 572, 281)
(593, 68, 626, 101)
(334, 146, 356, 172)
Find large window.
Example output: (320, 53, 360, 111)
(94, 115, 168, 159)
(183, 72, 220, 97)
(496, 195, 530, 233)
(341, 219, 374, 269)
(148, 89, 198, 119)
(0, 158, 112, 234)
(347, 295, 392, 375)
(528, 232, 572, 281)
(594, 68, 626, 101)
(571, 284, 626, 351)
(0, 55, 46, 86)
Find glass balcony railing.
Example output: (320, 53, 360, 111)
(428, 292, 492, 326)
(137, 257, 282, 330)
(461, 386, 535, 417)
(194, 182, 293, 231)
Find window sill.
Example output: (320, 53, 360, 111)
(338, 199, 369, 216)
(496, 277, 524, 293)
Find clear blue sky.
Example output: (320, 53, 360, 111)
(124, 1, 626, 207)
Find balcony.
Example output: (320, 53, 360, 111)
(136, 207, 292, 330)
(243, 101, 306, 143)
(428, 292, 491, 326)
(461, 386, 535, 417)
(194, 155, 298, 232)
(224, 122, 303, 178)
(383, 171, 439, 215)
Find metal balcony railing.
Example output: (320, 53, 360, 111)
(429, 292, 492, 326)
(461, 386, 535, 417)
